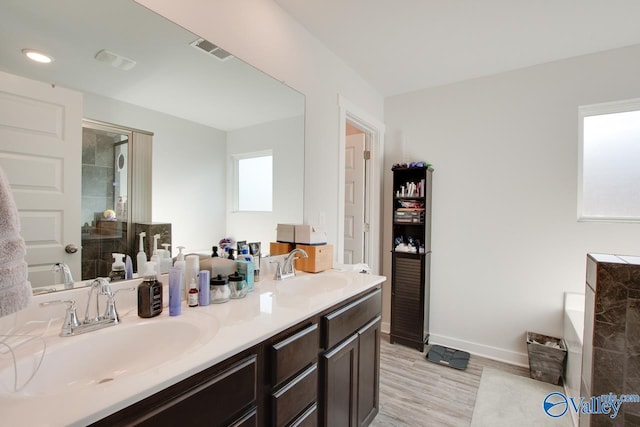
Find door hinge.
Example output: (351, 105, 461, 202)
(363, 150, 371, 160)
(364, 223, 370, 232)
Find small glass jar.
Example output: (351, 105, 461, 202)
(228, 272, 247, 299)
(210, 274, 230, 304)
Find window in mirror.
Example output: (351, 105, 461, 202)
(235, 152, 273, 212)
(579, 99, 640, 221)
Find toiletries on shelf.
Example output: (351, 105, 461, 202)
(188, 277, 199, 307)
(138, 262, 163, 318)
(168, 266, 183, 316)
(198, 270, 210, 306)
(137, 231, 147, 274)
(109, 253, 126, 282)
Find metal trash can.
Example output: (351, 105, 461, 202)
(526, 332, 567, 385)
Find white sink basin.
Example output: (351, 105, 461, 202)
(0, 311, 219, 397)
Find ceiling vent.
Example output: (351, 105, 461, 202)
(95, 49, 137, 71)
(190, 38, 233, 61)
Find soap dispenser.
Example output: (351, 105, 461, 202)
(160, 243, 172, 274)
(138, 261, 163, 318)
(136, 231, 147, 274)
(109, 253, 126, 282)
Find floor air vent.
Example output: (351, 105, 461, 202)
(190, 38, 233, 61)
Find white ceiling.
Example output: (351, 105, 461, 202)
(0, 0, 303, 131)
(274, 0, 640, 97)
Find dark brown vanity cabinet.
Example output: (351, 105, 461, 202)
(321, 288, 382, 427)
(390, 166, 433, 351)
(91, 285, 381, 427)
(91, 351, 259, 427)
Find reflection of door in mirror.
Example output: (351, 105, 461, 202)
(0, 70, 82, 289)
(81, 120, 133, 280)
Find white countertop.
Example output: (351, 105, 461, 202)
(0, 269, 385, 427)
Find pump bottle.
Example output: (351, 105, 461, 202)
(136, 232, 147, 274)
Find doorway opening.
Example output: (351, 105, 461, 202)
(338, 95, 385, 275)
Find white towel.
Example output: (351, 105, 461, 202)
(0, 166, 31, 317)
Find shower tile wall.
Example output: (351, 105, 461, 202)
(81, 128, 127, 279)
(81, 128, 115, 226)
(581, 254, 640, 427)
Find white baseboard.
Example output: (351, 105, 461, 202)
(428, 333, 529, 368)
(381, 321, 390, 334)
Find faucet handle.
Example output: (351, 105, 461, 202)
(40, 300, 80, 336)
(103, 287, 135, 323)
(269, 259, 284, 280)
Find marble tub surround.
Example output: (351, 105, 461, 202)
(0, 269, 385, 426)
(581, 254, 640, 427)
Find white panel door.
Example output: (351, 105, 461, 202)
(344, 133, 365, 264)
(0, 71, 82, 287)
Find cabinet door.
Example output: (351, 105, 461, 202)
(357, 316, 381, 426)
(321, 334, 359, 427)
(390, 253, 425, 349)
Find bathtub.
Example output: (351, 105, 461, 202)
(563, 292, 585, 427)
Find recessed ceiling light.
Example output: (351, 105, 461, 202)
(22, 49, 54, 64)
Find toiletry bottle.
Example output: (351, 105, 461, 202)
(160, 243, 173, 274)
(236, 249, 254, 292)
(211, 246, 219, 257)
(168, 266, 183, 316)
(175, 246, 186, 272)
(137, 231, 147, 274)
(188, 277, 199, 307)
(109, 253, 126, 282)
(198, 270, 210, 306)
(138, 261, 163, 318)
(228, 248, 235, 260)
(185, 254, 199, 300)
(150, 233, 161, 277)
(125, 255, 134, 280)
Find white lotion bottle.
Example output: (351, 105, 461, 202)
(150, 233, 161, 278)
(136, 231, 147, 274)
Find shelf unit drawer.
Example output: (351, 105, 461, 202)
(322, 288, 382, 349)
(271, 323, 319, 387)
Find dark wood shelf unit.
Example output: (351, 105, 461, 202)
(390, 166, 433, 352)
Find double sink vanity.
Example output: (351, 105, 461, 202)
(0, 269, 385, 426)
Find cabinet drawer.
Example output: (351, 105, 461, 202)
(272, 363, 318, 427)
(271, 323, 319, 387)
(323, 288, 381, 349)
(133, 355, 257, 427)
(291, 403, 318, 427)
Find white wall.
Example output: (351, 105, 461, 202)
(226, 115, 304, 250)
(135, 0, 385, 249)
(384, 44, 640, 365)
(84, 93, 227, 254)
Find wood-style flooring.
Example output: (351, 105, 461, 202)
(372, 334, 530, 427)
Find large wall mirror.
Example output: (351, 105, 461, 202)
(0, 0, 305, 290)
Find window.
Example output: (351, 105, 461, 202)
(235, 152, 273, 212)
(579, 99, 640, 221)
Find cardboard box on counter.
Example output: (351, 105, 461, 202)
(276, 224, 296, 243)
(270, 242, 293, 256)
(294, 225, 327, 245)
(295, 244, 333, 273)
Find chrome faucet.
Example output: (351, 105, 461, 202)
(274, 248, 308, 280)
(53, 262, 74, 289)
(41, 278, 134, 337)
